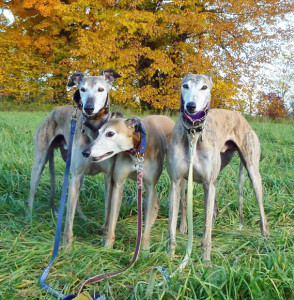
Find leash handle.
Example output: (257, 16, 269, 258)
(40, 118, 77, 299)
(78, 157, 144, 293)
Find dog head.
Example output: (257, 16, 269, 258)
(181, 73, 212, 115)
(82, 117, 143, 162)
(68, 69, 121, 117)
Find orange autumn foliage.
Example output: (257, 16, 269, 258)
(0, 0, 293, 110)
(257, 93, 288, 119)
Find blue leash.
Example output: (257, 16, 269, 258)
(39, 116, 104, 300)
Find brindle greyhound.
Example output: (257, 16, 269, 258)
(28, 69, 121, 247)
(167, 73, 269, 261)
(82, 115, 179, 250)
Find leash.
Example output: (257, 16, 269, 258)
(135, 129, 197, 298)
(39, 109, 77, 298)
(76, 123, 147, 296)
(39, 108, 105, 300)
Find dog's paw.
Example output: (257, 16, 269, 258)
(103, 237, 115, 248)
(63, 234, 73, 250)
(63, 243, 73, 253)
(142, 237, 151, 251)
(179, 222, 188, 234)
(25, 212, 32, 222)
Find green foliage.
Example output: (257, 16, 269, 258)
(0, 112, 294, 299)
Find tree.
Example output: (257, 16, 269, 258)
(289, 99, 294, 118)
(257, 92, 288, 119)
(1, 0, 294, 110)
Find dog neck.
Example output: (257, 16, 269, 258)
(82, 112, 110, 134)
(125, 133, 141, 156)
(125, 122, 147, 157)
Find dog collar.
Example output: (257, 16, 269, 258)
(125, 122, 147, 156)
(82, 112, 110, 133)
(180, 94, 210, 133)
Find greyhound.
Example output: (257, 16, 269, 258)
(167, 73, 269, 261)
(28, 69, 121, 247)
(82, 115, 179, 250)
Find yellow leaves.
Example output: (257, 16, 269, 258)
(33, 36, 53, 54)
(211, 77, 239, 110)
(23, 0, 62, 17)
(1, 0, 293, 110)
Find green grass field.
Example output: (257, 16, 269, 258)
(0, 110, 294, 299)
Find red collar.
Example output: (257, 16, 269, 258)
(125, 140, 141, 156)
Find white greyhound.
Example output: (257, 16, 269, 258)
(167, 73, 269, 261)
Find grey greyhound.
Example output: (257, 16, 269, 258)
(167, 73, 269, 261)
(82, 115, 181, 250)
(28, 69, 121, 247)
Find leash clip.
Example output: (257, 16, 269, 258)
(189, 128, 196, 146)
(136, 154, 144, 171)
(72, 105, 78, 120)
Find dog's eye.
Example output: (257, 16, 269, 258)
(81, 87, 86, 92)
(183, 84, 189, 89)
(106, 131, 115, 137)
(98, 87, 104, 92)
(201, 85, 208, 90)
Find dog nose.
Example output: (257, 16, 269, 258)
(186, 102, 196, 113)
(82, 148, 91, 158)
(84, 105, 94, 115)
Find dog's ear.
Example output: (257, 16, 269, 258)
(73, 89, 81, 104)
(111, 111, 124, 119)
(100, 68, 121, 84)
(68, 72, 85, 87)
(124, 117, 142, 133)
(203, 74, 212, 84)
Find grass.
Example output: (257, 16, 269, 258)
(0, 110, 294, 299)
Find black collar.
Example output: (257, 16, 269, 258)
(82, 113, 110, 133)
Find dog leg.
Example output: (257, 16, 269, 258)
(213, 182, 219, 225)
(202, 182, 216, 261)
(238, 161, 245, 229)
(63, 174, 84, 248)
(72, 175, 88, 221)
(104, 179, 124, 247)
(102, 173, 114, 244)
(143, 183, 159, 250)
(246, 164, 269, 237)
(28, 153, 47, 217)
(76, 200, 88, 221)
(168, 179, 182, 257)
(179, 179, 187, 234)
(239, 134, 269, 237)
